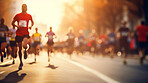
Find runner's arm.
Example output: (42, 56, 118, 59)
(29, 19, 34, 29)
(45, 33, 48, 37)
(53, 33, 57, 39)
(12, 19, 21, 30)
(40, 34, 42, 41)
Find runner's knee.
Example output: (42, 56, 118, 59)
(22, 38, 29, 49)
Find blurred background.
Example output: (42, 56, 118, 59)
(0, 0, 148, 38)
(0, 0, 148, 54)
(1, 1, 148, 83)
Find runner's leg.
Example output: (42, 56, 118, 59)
(1, 42, 7, 62)
(18, 42, 23, 70)
(22, 37, 29, 59)
(47, 45, 50, 62)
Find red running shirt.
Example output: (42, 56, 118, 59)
(13, 13, 33, 36)
(136, 25, 148, 42)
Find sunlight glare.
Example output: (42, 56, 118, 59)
(23, 0, 63, 32)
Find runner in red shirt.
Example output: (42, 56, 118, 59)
(12, 4, 34, 70)
(136, 21, 148, 65)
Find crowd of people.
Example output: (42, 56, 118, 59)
(0, 4, 148, 71)
(66, 20, 148, 65)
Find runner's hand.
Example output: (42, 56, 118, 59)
(16, 25, 20, 30)
(29, 26, 32, 30)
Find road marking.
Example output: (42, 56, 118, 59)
(0, 71, 5, 74)
(59, 56, 120, 83)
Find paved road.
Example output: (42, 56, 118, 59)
(0, 51, 148, 83)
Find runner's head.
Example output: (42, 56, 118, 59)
(22, 4, 27, 13)
(50, 27, 52, 32)
(121, 20, 127, 27)
(79, 29, 83, 35)
(92, 29, 96, 34)
(141, 21, 145, 25)
(0, 18, 4, 25)
(68, 26, 73, 33)
(35, 27, 38, 33)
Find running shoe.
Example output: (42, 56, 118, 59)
(123, 60, 127, 65)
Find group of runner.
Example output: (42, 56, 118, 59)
(106, 20, 148, 65)
(65, 28, 98, 56)
(0, 3, 148, 71)
(0, 4, 56, 70)
(65, 20, 148, 65)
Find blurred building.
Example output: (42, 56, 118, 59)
(60, 0, 147, 35)
(0, 0, 147, 33)
(0, 0, 23, 27)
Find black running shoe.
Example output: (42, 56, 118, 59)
(1, 55, 3, 62)
(24, 50, 27, 59)
(123, 60, 127, 65)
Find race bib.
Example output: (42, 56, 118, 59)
(0, 32, 4, 37)
(110, 37, 115, 42)
(92, 37, 96, 40)
(19, 20, 27, 27)
(121, 32, 128, 36)
(35, 37, 40, 41)
(69, 35, 74, 39)
(48, 35, 53, 39)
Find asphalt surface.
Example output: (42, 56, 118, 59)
(0, 51, 148, 83)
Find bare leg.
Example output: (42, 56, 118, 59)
(123, 51, 127, 65)
(47, 45, 53, 62)
(22, 37, 29, 59)
(1, 42, 7, 55)
(18, 42, 22, 64)
(139, 49, 145, 65)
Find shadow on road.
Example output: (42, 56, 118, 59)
(28, 62, 36, 65)
(45, 64, 58, 69)
(0, 70, 26, 83)
(127, 64, 148, 72)
(0, 63, 13, 67)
